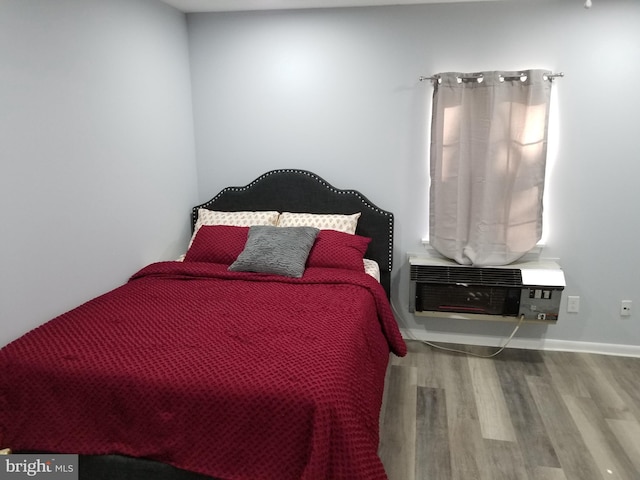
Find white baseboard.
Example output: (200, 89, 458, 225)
(401, 328, 640, 358)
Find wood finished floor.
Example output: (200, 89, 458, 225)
(378, 340, 640, 480)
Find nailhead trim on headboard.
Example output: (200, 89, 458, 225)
(191, 169, 394, 280)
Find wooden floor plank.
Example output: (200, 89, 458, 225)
(599, 355, 640, 423)
(533, 466, 569, 480)
(575, 353, 635, 421)
(394, 340, 442, 388)
(526, 375, 603, 480)
(563, 395, 638, 480)
(448, 417, 486, 480)
(493, 351, 561, 472)
(439, 351, 478, 423)
(415, 343, 444, 389)
(379, 364, 417, 480)
(606, 419, 640, 472)
(481, 438, 529, 480)
(494, 347, 548, 376)
(543, 351, 591, 397)
(379, 353, 393, 428)
(415, 386, 450, 480)
(378, 342, 640, 480)
(467, 356, 517, 442)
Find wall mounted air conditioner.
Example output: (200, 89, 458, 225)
(409, 256, 565, 322)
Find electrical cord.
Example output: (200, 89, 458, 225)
(392, 300, 526, 358)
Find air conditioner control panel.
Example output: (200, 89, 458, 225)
(519, 286, 564, 321)
(518, 263, 565, 321)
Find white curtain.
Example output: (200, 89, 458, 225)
(429, 69, 553, 266)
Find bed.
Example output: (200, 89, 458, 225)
(0, 169, 406, 480)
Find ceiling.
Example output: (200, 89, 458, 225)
(159, 0, 512, 13)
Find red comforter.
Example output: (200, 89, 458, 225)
(0, 261, 406, 480)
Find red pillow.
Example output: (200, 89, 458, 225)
(184, 225, 249, 264)
(306, 230, 371, 271)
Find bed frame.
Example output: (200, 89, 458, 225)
(36, 169, 395, 480)
(192, 169, 395, 298)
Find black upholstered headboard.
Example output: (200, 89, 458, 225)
(192, 169, 394, 298)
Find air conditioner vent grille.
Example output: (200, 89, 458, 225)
(410, 265, 522, 287)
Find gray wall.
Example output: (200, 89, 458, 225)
(0, 0, 198, 345)
(188, 0, 640, 351)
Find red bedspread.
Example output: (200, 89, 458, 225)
(0, 261, 406, 480)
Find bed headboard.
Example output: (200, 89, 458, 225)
(192, 169, 394, 298)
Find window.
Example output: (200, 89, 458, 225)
(429, 70, 554, 266)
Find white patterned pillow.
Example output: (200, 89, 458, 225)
(363, 258, 381, 282)
(188, 209, 280, 249)
(277, 212, 361, 234)
(195, 209, 280, 229)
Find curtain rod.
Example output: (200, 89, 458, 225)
(419, 72, 564, 82)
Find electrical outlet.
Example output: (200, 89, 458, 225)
(621, 300, 632, 317)
(567, 296, 580, 313)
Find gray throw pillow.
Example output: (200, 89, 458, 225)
(228, 225, 320, 278)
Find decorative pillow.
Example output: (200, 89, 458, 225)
(277, 212, 361, 234)
(188, 209, 280, 249)
(229, 226, 319, 278)
(363, 258, 381, 281)
(307, 230, 371, 271)
(195, 208, 280, 228)
(184, 225, 249, 264)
